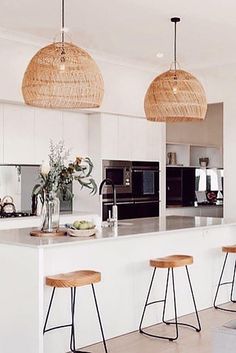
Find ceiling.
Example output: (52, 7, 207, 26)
(1, 0, 236, 70)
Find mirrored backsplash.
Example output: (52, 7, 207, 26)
(0, 165, 40, 213)
(0, 165, 73, 215)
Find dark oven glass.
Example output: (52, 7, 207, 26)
(132, 170, 159, 198)
(105, 168, 124, 185)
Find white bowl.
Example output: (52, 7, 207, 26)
(67, 228, 96, 237)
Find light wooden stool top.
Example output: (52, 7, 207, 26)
(222, 245, 236, 253)
(150, 255, 193, 268)
(46, 270, 101, 288)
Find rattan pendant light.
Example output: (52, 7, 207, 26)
(22, 0, 104, 109)
(144, 17, 207, 122)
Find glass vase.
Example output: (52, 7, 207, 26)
(40, 192, 60, 233)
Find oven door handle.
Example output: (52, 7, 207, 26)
(132, 169, 159, 172)
(134, 200, 160, 204)
(103, 201, 134, 206)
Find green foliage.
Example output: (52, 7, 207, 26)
(33, 141, 97, 201)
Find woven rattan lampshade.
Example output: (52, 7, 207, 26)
(144, 69, 207, 122)
(145, 17, 207, 122)
(22, 42, 104, 109)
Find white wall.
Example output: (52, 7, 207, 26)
(166, 103, 223, 147)
(0, 32, 157, 118)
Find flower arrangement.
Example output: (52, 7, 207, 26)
(33, 141, 97, 202)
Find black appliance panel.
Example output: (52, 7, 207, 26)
(132, 162, 159, 199)
(102, 160, 132, 194)
(102, 200, 159, 220)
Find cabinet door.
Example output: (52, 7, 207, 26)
(117, 116, 132, 160)
(4, 104, 35, 164)
(63, 111, 88, 160)
(101, 115, 118, 159)
(146, 121, 162, 161)
(131, 118, 147, 161)
(35, 109, 63, 164)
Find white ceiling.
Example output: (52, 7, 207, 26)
(1, 0, 236, 70)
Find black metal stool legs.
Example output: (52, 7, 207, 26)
(139, 266, 201, 341)
(214, 252, 236, 312)
(185, 266, 201, 332)
(43, 287, 56, 334)
(43, 286, 108, 353)
(139, 267, 157, 334)
(91, 284, 108, 353)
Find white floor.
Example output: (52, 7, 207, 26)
(84, 303, 236, 353)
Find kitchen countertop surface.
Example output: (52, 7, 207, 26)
(0, 215, 234, 249)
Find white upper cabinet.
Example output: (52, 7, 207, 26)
(34, 109, 63, 164)
(97, 114, 162, 162)
(131, 118, 148, 161)
(146, 121, 163, 161)
(62, 111, 89, 161)
(4, 104, 35, 164)
(117, 116, 132, 160)
(101, 115, 118, 159)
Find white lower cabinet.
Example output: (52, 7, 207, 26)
(3, 104, 35, 164)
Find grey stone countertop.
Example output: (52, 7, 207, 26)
(0, 215, 234, 249)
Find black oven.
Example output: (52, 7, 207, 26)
(102, 160, 132, 195)
(101, 160, 160, 220)
(131, 161, 159, 200)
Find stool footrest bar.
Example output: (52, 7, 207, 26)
(146, 299, 165, 306)
(163, 320, 200, 331)
(44, 323, 72, 333)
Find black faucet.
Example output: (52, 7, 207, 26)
(99, 178, 117, 205)
(99, 178, 117, 225)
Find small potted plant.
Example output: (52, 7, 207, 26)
(32, 141, 97, 233)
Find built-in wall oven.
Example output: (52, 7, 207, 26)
(132, 161, 159, 200)
(102, 160, 132, 194)
(102, 160, 159, 220)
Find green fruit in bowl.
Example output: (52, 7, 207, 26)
(79, 221, 95, 230)
(73, 220, 82, 229)
(87, 222, 95, 229)
(79, 222, 90, 230)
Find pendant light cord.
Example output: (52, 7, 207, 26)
(61, 0, 65, 43)
(171, 17, 180, 74)
(174, 21, 177, 72)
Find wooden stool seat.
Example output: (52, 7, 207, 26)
(222, 245, 236, 253)
(150, 255, 193, 268)
(46, 270, 101, 288)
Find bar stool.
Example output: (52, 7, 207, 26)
(139, 255, 201, 341)
(43, 270, 108, 353)
(214, 245, 236, 312)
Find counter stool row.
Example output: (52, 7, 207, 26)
(43, 244, 236, 352)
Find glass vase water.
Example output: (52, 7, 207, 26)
(41, 192, 60, 233)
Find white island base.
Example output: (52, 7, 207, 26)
(0, 216, 235, 353)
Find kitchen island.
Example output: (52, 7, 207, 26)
(0, 215, 235, 353)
